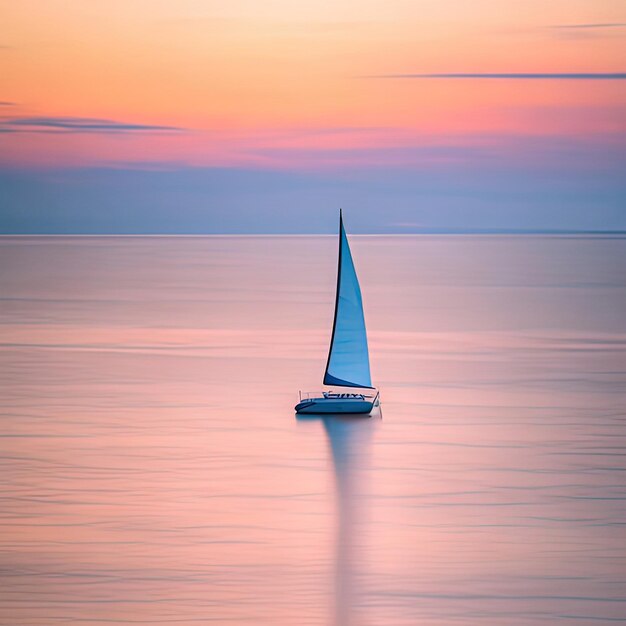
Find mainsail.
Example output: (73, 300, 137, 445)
(323, 211, 373, 389)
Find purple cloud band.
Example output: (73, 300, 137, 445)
(2, 116, 184, 133)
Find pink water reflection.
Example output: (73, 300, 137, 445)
(1, 235, 625, 625)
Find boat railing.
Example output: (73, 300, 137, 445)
(298, 390, 378, 402)
(299, 391, 323, 401)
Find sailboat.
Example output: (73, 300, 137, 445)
(295, 210, 380, 415)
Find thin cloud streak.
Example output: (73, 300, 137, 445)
(551, 23, 626, 30)
(2, 116, 184, 133)
(367, 73, 626, 80)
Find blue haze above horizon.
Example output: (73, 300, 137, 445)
(1, 159, 625, 234)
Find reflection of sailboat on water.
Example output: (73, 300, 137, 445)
(296, 413, 377, 626)
(296, 210, 380, 415)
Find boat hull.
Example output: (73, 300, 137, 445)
(295, 397, 374, 415)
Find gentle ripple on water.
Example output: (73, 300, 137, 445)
(0, 235, 625, 625)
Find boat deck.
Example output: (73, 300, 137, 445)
(295, 390, 379, 415)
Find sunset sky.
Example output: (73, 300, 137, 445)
(1, 0, 625, 232)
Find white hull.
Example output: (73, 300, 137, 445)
(295, 397, 374, 414)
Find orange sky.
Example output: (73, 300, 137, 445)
(1, 0, 625, 168)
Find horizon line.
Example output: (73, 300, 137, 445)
(1, 230, 625, 238)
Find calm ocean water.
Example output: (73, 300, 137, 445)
(1, 235, 625, 625)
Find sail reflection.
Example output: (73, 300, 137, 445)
(298, 413, 378, 626)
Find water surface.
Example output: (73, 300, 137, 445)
(1, 235, 625, 625)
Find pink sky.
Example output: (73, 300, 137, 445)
(1, 0, 624, 168)
(0, 0, 624, 233)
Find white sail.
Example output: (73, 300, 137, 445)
(323, 211, 373, 389)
